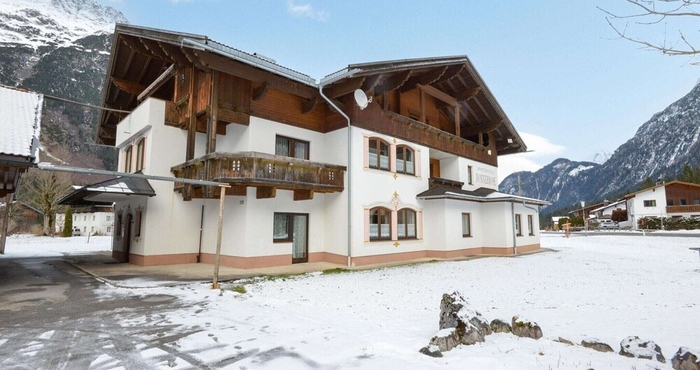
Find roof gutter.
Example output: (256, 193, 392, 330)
(318, 68, 362, 267)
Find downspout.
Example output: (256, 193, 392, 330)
(319, 69, 361, 267)
(511, 202, 517, 255)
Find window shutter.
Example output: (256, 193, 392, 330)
(415, 150, 422, 177)
(363, 208, 370, 242)
(417, 211, 423, 239)
(363, 136, 369, 168)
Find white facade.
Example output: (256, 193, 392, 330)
(55, 210, 114, 236)
(111, 98, 543, 267)
(626, 182, 700, 229)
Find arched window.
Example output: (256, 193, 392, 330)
(369, 207, 392, 240)
(135, 138, 146, 172)
(124, 146, 132, 173)
(396, 145, 415, 175)
(397, 209, 417, 239)
(368, 138, 390, 171)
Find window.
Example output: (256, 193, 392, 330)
(468, 166, 473, 185)
(116, 212, 123, 238)
(135, 138, 146, 172)
(91, 226, 95, 233)
(680, 199, 687, 206)
(643, 200, 656, 207)
(368, 138, 390, 171)
(106, 216, 111, 221)
(124, 146, 132, 173)
(106, 227, 111, 233)
(84, 215, 87, 221)
(93, 215, 96, 221)
(515, 214, 522, 236)
(396, 146, 415, 175)
(134, 209, 142, 237)
(397, 209, 416, 239)
(528, 215, 534, 236)
(276, 135, 309, 160)
(694, 199, 700, 205)
(369, 207, 392, 240)
(667, 199, 674, 206)
(273, 213, 292, 242)
(462, 213, 471, 237)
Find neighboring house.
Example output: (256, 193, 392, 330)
(0, 201, 43, 233)
(589, 199, 627, 220)
(55, 206, 115, 236)
(83, 24, 546, 267)
(625, 181, 700, 229)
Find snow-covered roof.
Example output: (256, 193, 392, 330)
(417, 186, 549, 206)
(589, 199, 626, 214)
(0, 86, 43, 162)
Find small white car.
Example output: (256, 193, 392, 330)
(597, 219, 618, 229)
(72, 227, 81, 236)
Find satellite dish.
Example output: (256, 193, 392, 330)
(354, 89, 370, 110)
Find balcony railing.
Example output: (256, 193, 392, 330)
(667, 204, 700, 214)
(171, 152, 346, 197)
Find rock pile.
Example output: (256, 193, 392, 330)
(672, 347, 700, 370)
(619, 336, 665, 363)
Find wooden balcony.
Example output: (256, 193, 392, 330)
(171, 152, 346, 200)
(667, 205, 700, 214)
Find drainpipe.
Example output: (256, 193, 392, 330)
(319, 69, 361, 267)
(511, 202, 517, 255)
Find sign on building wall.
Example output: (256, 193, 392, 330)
(474, 166, 498, 188)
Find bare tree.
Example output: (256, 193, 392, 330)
(600, 0, 700, 63)
(15, 169, 73, 235)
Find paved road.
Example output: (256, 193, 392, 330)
(544, 231, 700, 238)
(0, 255, 208, 369)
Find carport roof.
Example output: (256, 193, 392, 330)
(59, 177, 156, 206)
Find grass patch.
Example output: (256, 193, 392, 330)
(263, 273, 299, 281)
(322, 268, 351, 275)
(231, 285, 246, 294)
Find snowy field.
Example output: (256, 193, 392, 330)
(4, 233, 700, 369)
(2, 234, 111, 257)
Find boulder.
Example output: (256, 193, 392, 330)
(490, 319, 512, 334)
(511, 315, 543, 340)
(428, 328, 461, 352)
(419, 344, 443, 358)
(581, 338, 614, 353)
(619, 336, 665, 363)
(554, 337, 574, 346)
(672, 347, 700, 370)
(437, 292, 491, 346)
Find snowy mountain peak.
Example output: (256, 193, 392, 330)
(0, 0, 127, 48)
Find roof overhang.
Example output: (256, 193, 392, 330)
(417, 186, 548, 206)
(58, 176, 156, 206)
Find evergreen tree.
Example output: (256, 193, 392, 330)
(680, 164, 695, 183)
(62, 207, 73, 237)
(640, 177, 655, 190)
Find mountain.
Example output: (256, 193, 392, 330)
(0, 0, 127, 170)
(500, 82, 700, 211)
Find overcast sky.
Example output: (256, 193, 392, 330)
(99, 0, 700, 181)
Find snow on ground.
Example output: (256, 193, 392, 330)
(2, 234, 111, 257)
(84, 233, 700, 369)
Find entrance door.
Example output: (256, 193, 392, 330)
(123, 213, 132, 263)
(291, 214, 308, 264)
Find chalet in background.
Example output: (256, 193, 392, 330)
(85, 24, 546, 268)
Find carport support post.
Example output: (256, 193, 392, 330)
(212, 184, 230, 289)
(0, 194, 12, 254)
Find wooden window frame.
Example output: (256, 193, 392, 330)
(368, 138, 391, 171)
(397, 208, 417, 239)
(124, 146, 133, 173)
(369, 207, 392, 241)
(643, 200, 656, 207)
(528, 215, 534, 236)
(276, 135, 310, 160)
(396, 145, 415, 175)
(135, 138, 146, 172)
(273, 213, 293, 243)
(515, 214, 522, 236)
(462, 213, 472, 237)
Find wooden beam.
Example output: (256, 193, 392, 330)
(137, 64, 176, 101)
(158, 42, 191, 66)
(207, 70, 220, 154)
(400, 66, 449, 93)
(373, 70, 412, 95)
(455, 105, 461, 138)
(293, 189, 314, 201)
(461, 119, 503, 136)
(433, 64, 465, 84)
(301, 97, 318, 114)
(361, 74, 383, 92)
(111, 77, 146, 96)
(229, 185, 247, 196)
(121, 35, 152, 57)
(417, 84, 458, 107)
(252, 82, 269, 101)
(455, 86, 481, 102)
(256, 186, 276, 199)
(218, 108, 250, 125)
(196, 51, 317, 99)
(325, 77, 365, 99)
(186, 67, 197, 161)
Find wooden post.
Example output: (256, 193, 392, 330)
(0, 194, 12, 254)
(212, 184, 230, 289)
